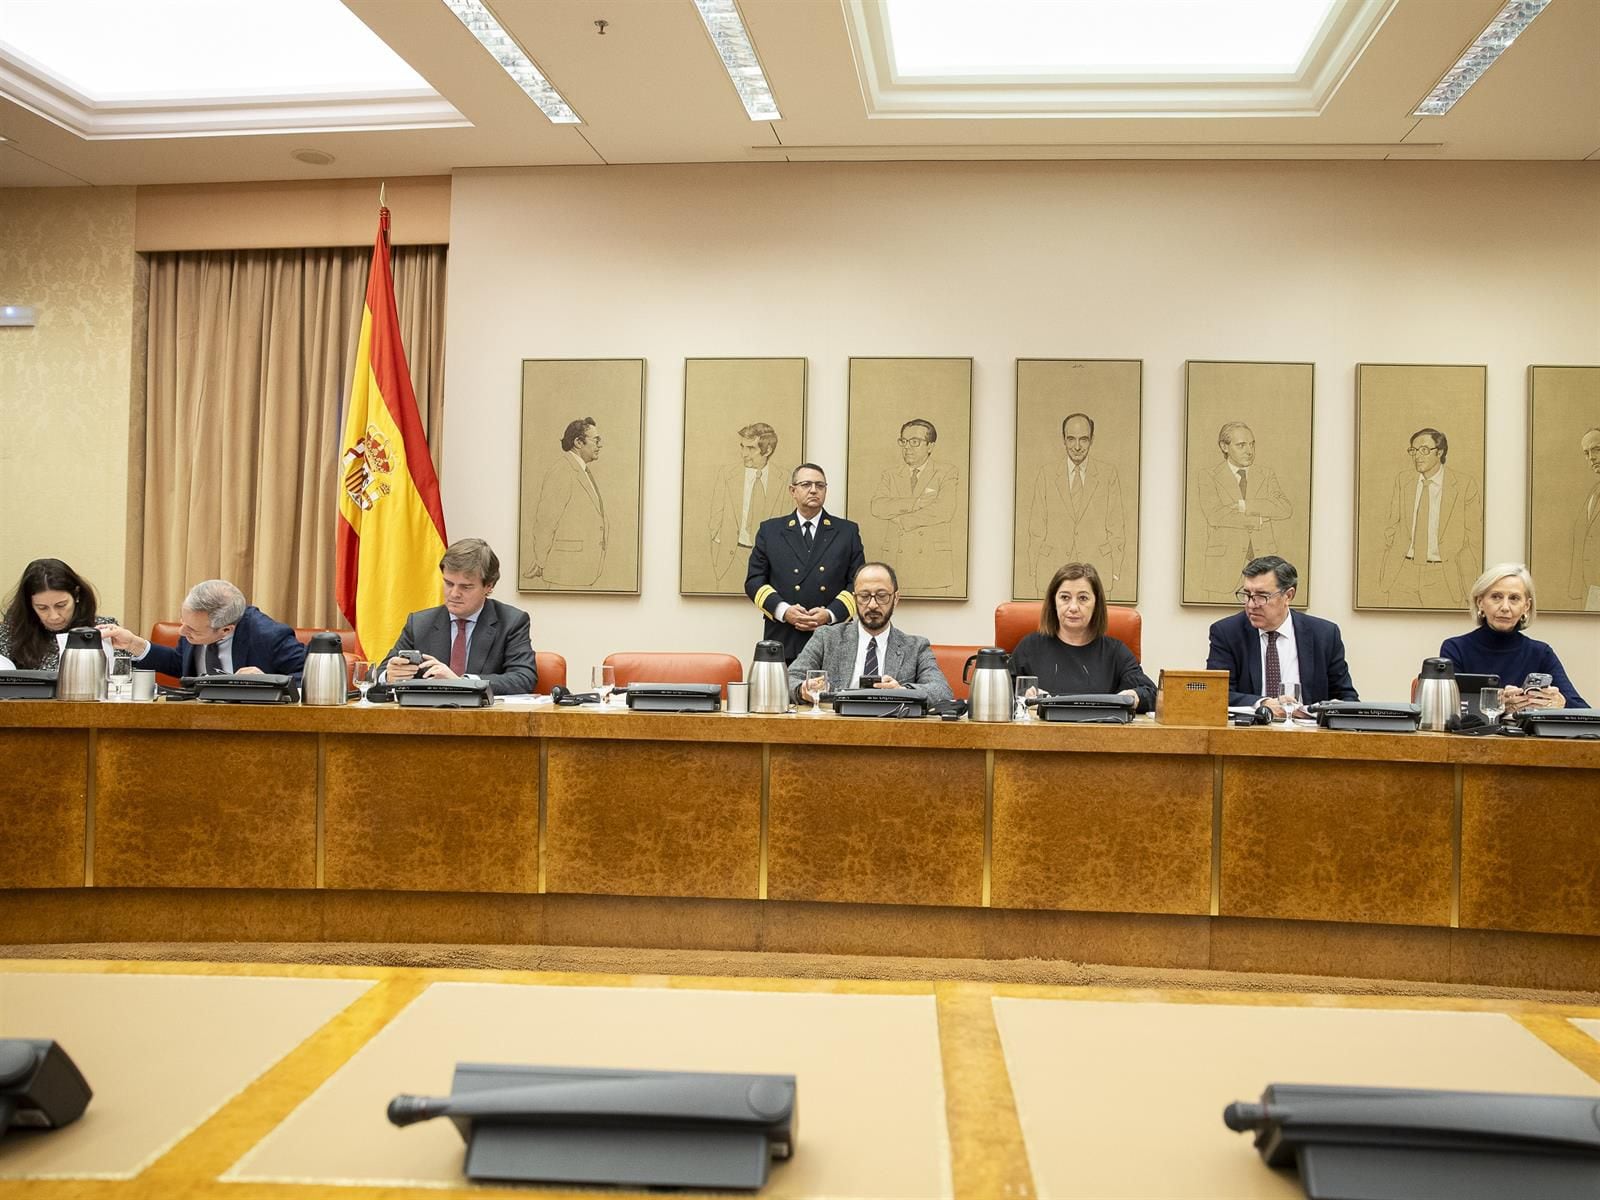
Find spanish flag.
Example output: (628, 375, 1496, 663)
(335, 205, 447, 658)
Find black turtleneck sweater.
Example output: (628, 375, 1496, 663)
(1438, 624, 1588, 708)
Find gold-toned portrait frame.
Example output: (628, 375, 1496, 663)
(1182, 361, 1315, 608)
(1354, 363, 1486, 612)
(518, 358, 645, 595)
(679, 357, 808, 597)
(1014, 358, 1143, 603)
(845, 357, 973, 600)
(1528, 364, 1600, 615)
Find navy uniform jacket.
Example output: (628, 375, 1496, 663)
(1206, 609, 1360, 707)
(141, 605, 308, 683)
(745, 510, 867, 661)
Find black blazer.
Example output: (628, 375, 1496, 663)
(745, 510, 867, 661)
(1206, 609, 1359, 707)
(383, 597, 537, 696)
(142, 606, 307, 683)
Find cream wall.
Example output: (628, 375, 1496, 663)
(0, 187, 137, 621)
(443, 161, 1600, 703)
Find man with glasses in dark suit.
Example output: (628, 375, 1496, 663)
(1206, 555, 1359, 717)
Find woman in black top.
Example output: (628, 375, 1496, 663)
(0, 558, 114, 670)
(1011, 561, 1156, 712)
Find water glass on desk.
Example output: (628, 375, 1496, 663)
(1013, 675, 1038, 721)
(105, 656, 132, 701)
(592, 665, 616, 705)
(805, 670, 829, 715)
(1480, 687, 1505, 724)
(352, 660, 375, 703)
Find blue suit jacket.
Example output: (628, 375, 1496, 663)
(142, 606, 307, 683)
(1206, 609, 1359, 707)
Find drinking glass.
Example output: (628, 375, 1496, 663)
(592, 665, 616, 705)
(106, 655, 133, 701)
(1480, 687, 1504, 724)
(1285, 682, 1303, 718)
(1013, 675, 1038, 721)
(352, 660, 375, 703)
(805, 670, 829, 715)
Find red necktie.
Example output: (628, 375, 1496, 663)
(450, 618, 468, 676)
(1264, 630, 1282, 698)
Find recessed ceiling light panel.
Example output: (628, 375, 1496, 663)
(441, 0, 582, 125)
(1412, 0, 1549, 117)
(693, 0, 781, 121)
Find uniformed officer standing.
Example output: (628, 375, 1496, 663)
(745, 463, 867, 663)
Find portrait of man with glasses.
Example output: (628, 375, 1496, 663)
(870, 418, 960, 594)
(1377, 427, 1482, 609)
(786, 562, 954, 706)
(1205, 555, 1360, 714)
(745, 463, 867, 663)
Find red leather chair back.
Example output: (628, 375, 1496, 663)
(148, 622, 183, 688)
(535, 651, 567, 695)
(994, 601, 1142, 662)
(603, 652, 743, 698)
(930, 644, 983, 701)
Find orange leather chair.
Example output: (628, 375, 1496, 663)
(993, 601, 1142, 662)
(603, 652, 743, 698)
(535, 651, 567, 695)
(930, 643, 984, 701)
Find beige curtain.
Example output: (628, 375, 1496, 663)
(137, 244, 446, 633)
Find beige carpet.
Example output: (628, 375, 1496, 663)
(4, 940, 1598, 1007)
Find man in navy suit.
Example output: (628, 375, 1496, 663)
(746, 463, 867, 663)
(102, 580, 306, 682)
(1206, 555, 1359, 717)
(384, 538, 537, 696)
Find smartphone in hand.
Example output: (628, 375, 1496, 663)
(1523, 672, 1553, 690)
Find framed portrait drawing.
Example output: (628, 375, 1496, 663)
(1354, 363, 1486, 612)
(846, 357, 972, 600)
(680, 357, 807, 596)
(1014, 359, 1142, 603)
(518, 358, 644, 595)
(1528, 365, 1600, 614)
(1182, 361, 1315, 608)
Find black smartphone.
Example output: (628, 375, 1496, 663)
(400, 650, 424, 666)
(1523, 672, 1552, 690)
(858, 675, 882, 686)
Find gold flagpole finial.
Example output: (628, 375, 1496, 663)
(378, 181, 387, 209)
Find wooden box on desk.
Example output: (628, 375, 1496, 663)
(1155, 669, 1229, 727)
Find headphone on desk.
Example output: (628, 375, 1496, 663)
(550, 685, 601, 706)
(1232, 703, 1273, 727)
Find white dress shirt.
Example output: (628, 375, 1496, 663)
(1407, 465, 1445, 562)
(850, 622, 894, 687)
(1256, 615, 1301, 698)
(739, 465, 771, 545)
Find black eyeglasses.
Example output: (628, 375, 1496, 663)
(1234, 588, 1287, 606)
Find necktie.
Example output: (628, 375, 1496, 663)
(205, 642, 222, 675)
(803, 521, 814, 551)
(863, 636, 879, 681)
(749, 472, 766, 531)
(1069, 467, 1085, 516)
(910, 467, 922, 495)
(1264, 630, 1282, 698)
(1238, 468, 1248, 500)
(450, 618, 468, 676)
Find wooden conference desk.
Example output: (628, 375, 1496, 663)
(2, 702, 1598, 991)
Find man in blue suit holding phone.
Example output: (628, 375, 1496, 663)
(1206, 555, 1359, 717)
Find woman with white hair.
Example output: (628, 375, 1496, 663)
(1438, 563, 1588, 714)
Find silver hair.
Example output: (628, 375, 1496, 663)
(183, 579, 247, 629)
(1469, 562, 1536, 629)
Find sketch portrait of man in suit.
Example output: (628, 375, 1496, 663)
(708, 421, 790, 583)
(1197, 421, 1292, 601)
(1571, 426, 1600, 611)
(522, 416, 608, 588)
(1378, 427, 1482, 608)
(870, 418, 959, 593)
(1028, 413, 1126, 594)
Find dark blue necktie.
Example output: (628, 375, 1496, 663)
(864, 637, 879, 680)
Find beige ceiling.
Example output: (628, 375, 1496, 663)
(1, 0, 1596, 188)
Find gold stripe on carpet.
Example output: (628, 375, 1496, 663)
(936, 981, 1035, 1200)
(1514, 1014, 1600, 1084)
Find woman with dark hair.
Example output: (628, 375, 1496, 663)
(1010, 561, 1156, 711)
(1439, 562, 1587, 712)
(0, 558, 115, 670)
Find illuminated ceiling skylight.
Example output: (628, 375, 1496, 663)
(883, 0, 1341, 79)
(0, 0, 432, 99)
(1412, 0, 1549, 116)
(0, 0, 465, 139)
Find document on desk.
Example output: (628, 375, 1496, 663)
(497, 694, 552, 705)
